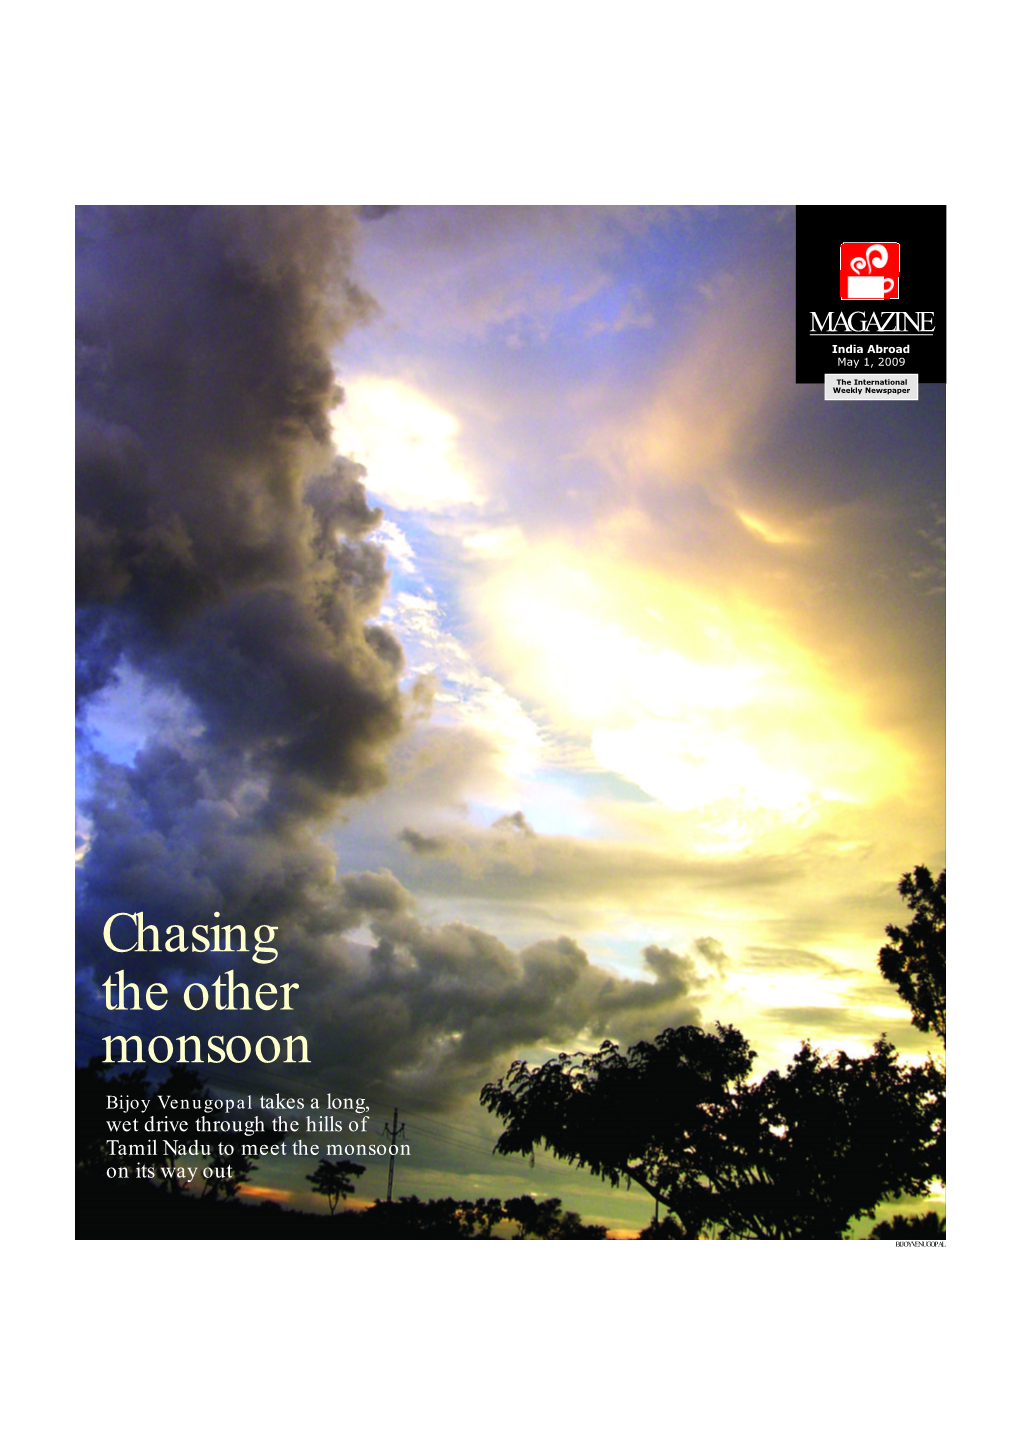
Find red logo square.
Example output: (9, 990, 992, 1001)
(840, 242, 900, 300)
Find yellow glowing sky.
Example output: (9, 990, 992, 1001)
(324, 208, 943, 1075)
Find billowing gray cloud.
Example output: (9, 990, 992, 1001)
(76, 208, 409, 828)
(78, 795, 710, 1107)
(279, 878, 713, 1105)
(75, 208, 416, 825)
(76, 207, 406, 1022)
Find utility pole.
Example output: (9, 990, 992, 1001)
(384, 1107, 406, 1203)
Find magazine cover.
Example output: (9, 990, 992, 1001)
(75, 205, 946, 1241)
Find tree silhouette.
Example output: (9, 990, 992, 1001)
(878, 865, 946, 1044)
(503, 1195, 606, 1239)
(456, 1197, 507, 1238)
(482, 868, 948, 1239)
(870, 1210, 945, 1240)
(307, 1159, 365, 1214)
(483, 1024, 751, 1237)
(353, 1194, 606, 1238)
(364, 1196, 507, 1238)
(482, 1025, 942, 1239)
(639, 1215, 686, 1239)
(745, 1038, 944, 1238)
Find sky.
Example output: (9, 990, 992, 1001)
(75, 206, 945, 1232)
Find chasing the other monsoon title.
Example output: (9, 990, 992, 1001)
(99, 911, 310, 1067)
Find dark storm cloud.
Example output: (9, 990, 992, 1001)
(76, 206, 408, 999)
(261, 875, 709, 1106)
(79, 808, 708, 1108)
(76, 208, 406, 826)
(75, 208, 704, 1109)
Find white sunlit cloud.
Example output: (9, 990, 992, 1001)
(460, 549, 912, 842)
(591, 720, 813, 815)
(368, 518, 417, 573)
(332, 375, 485, 513)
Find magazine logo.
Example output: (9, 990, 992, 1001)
(840, 242, 899, 300)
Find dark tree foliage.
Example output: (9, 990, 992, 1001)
(503, 1195, 607, 1239)
(747, 1040, 944, 1238)
(482, 1025, 944, 1240)
(307, 1159, 365, 1214)
(878, 865, 946, 1044)
(456, 1196, 508, 1238)
(484, 1025, 749, 1239)
(639, 1216, 687, 1240)
(357, 1194, 605, 1238)
(870, 1210, 945, 1240)
(363, 1196, 507, 1238)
